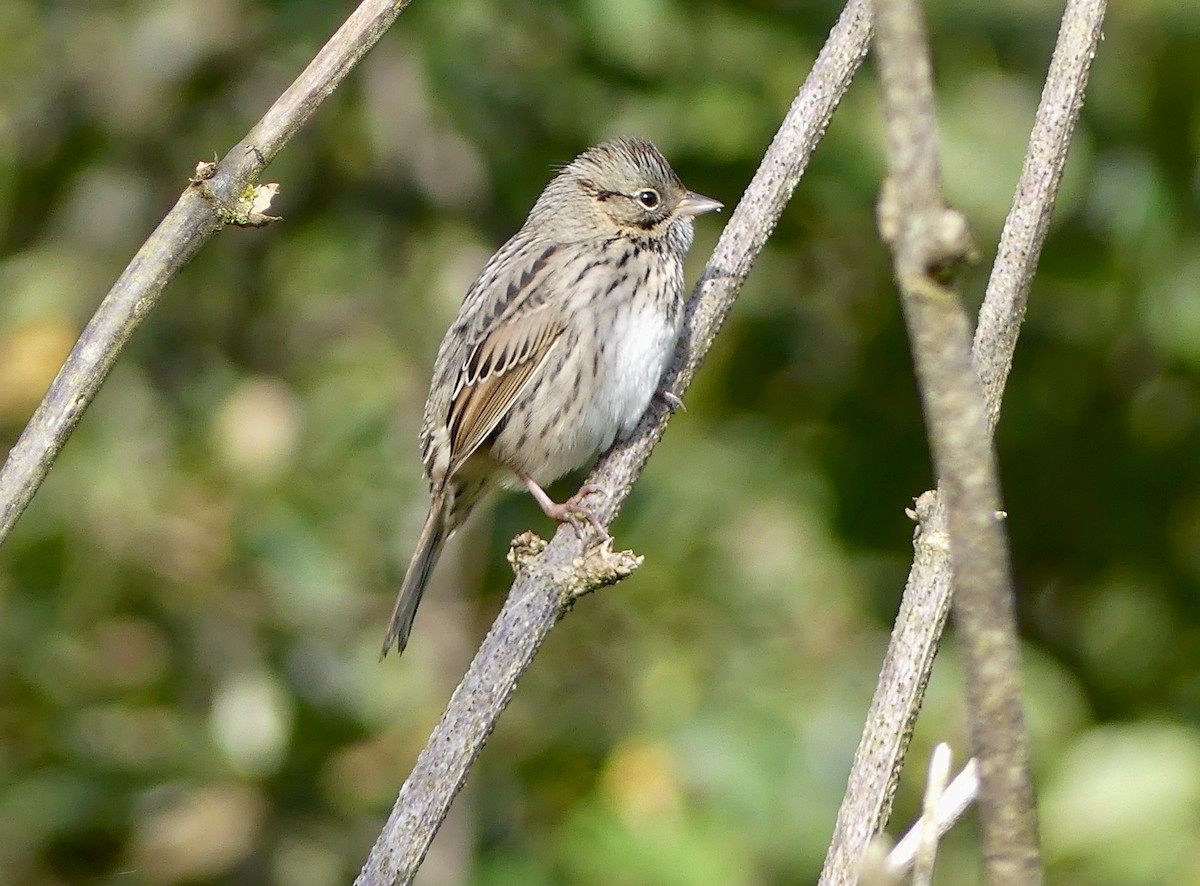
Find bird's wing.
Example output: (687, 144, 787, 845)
(446, 288, 564, 473)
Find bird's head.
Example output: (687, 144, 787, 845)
(531, 137, 722, 242)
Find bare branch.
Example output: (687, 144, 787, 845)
(819, 2, 1107, 882)
(847, 0, 1109, 878)
(354, 3, 874, 883)
(0, 0, 415, 546)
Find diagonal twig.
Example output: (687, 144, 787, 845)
(972, 0, 1108, 424)
(0, 0, 416, 546)
(354, 3, 874, 883)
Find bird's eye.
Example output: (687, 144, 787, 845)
(636, 189, 660, 209)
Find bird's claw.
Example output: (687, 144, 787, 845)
(574, 482, 610, 502)
(658, 390, 687, 413)
(562, 485, 611, 542)
(540, 497, 609, 542)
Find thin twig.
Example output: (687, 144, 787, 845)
(889, 754, 980, 878)
(354, 4, 874, 883)
(872, 0, 1042, 880)
(911, 743, 951, 886)
(973, 0, 1108, 424)
(0, 0, 415, 546)
(819, 1, 1106, 881)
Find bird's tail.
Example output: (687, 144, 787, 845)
(381, 498, 448, 658)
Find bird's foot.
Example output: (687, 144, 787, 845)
(521, 475, 610, 542)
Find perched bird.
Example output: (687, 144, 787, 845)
(383, 137, 721, 656)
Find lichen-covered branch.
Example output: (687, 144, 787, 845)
(354, 4, 874, 884)
(0, 0, 415, 546)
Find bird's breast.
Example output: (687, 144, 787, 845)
(485, 244, 686, 486)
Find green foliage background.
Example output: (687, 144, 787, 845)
(2, 0, 1199, 883)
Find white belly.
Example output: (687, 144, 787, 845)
(519, 298, 682, 485)
(606, 302, 680, 440)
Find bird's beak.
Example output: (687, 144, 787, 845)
(677, 191, 723, 217)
